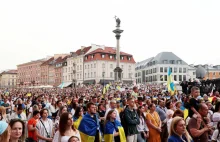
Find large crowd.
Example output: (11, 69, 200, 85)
(0, 83, 219, 142)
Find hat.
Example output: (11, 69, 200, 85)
(0, 121, 8, 135)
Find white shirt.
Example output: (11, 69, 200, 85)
(53, 130, 81, 142)
(211, 129, 220, 142)
(10, 112, 27, 121)
(36, 119, 54, 142)
(212, 112, 220, 128)
(104, 108, 121, 122)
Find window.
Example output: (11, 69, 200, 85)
(91, 55, 94, 59)
(164, 75, 167, 81)
(110, 64, 113, 69)
(174, 75, 177, 81)
(94, 72, 96, 77)
(179, 75, 182, 81)
(110, 55, 113, 59)
(91, 72, 93, 78)
(213, 72, 215, 75)
(177, 60, 182, 64)
(183, 68, 186, 73)
(85, 73, 86, 78)
(110, 72, 113, 78)
(160, 67, 163, 72)
(183, 75, 186, 81)
(85, 56, 88, 60)
(170, 60, 175, 64)
(128, 57, 131, 60)
(94, 63, 96, 68)
(91, 64, 93, 68)
(77, 66, 79, 70)
(122, 73, 123, 78)
(102, 63, 105, 68)
(160, 75, 163, 81)
(80, 74, 81, 79)
(164, 67, 167, 72)
(146, 70, 148, 75)
(193, 72, 195, 75)
(173, 68, 177, 73)
(163, 60, 168, 64)
(80, 65, 82, 70)
(102, 54, 105, 58)
(77, 74, 79, 79)
(121, 56, 124, 60)
(85, 65, 86, 69)
(179, 68, 182, 73)
(121, 65, 124, 69)
(88, 73, 89, 78)
(88, 65, 89, 69)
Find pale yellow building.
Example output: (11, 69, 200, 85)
(0, 70, 17, 88)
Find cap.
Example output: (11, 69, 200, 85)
(0, 121, 8, 135)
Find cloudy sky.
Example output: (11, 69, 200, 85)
(0, 0, 220, 71)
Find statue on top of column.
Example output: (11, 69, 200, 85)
(114, 16, 121, 27)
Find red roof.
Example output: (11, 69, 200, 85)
(41, 57, 54, 66)
(2, 70, 17, 74)
(75, 46, 91, 55)
(87, 47, 132, 56)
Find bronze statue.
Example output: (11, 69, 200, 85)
(114, 16, 121, 27)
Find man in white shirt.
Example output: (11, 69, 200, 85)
(104, 100, 121, 122)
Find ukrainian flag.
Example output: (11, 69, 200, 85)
(73, 116, 82, 129)
(104, 120, 126, 142)
(78, 113, 101, 142)
(167, 67, 176, 96)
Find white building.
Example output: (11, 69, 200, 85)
(62, 44, 109, 86)
(135, 52, 193, 84)
(83, 46, 136, 84)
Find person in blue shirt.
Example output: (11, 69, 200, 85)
(168, 116, 193, 142)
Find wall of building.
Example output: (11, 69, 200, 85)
(84, 60, 135, 83)
(0, 74, 17, 88)
(17, 60, 44, 86)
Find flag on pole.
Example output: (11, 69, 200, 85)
(167, 67, 176, 95)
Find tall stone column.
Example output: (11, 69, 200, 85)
(113, 16, 123, 82)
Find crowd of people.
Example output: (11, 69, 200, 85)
(0, 83, 219, 142)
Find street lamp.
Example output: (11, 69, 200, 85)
(102, 71, 105, 86)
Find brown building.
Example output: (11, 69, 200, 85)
(41, 54, 69, 86)
(17, 59, 46, 87)
(0, 70, 17, 88)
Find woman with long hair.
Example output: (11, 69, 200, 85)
(73, 107, 83, 129)
(212, 121, 220, 142)
(137, 105, 149, 142)
(168, 116, 192, 142)
(146, 103, 161, 142)
(0, 121, 11, 142)
(104, 110, 126, 142)
(9, 119, 25, 142)
(53, 112, 81, 142)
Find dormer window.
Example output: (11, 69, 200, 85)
(121, 56, 124, 60)
(101, 54, 105, 58)
(170, 60, 175, 64)
(85, 56, 88, 60)
(91, 55, 94, 59)
(110, 55, 113, 59)
(128, 57, 131, 61)
(177, 60, 182, 64)
(163, 60, 168, 64)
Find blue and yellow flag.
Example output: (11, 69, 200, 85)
(73, 116, 82, 129)
(167, 67, 176, 96)
(104, 120, 126, 142)
(78, 113, 101, 142)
